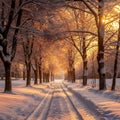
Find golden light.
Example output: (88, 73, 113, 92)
(100, 5, 120, 30)
(101, 14, 109, 25)
(114, 5, 120, 13)
(112, 5, 120, 29)
(111, 22, 119, 29)
(102, 15, 119, 30)
(102, 19, 108, 24)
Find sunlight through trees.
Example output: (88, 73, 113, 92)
(0, 0, 120, 92)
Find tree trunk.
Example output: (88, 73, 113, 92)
(112, 66, 117, 91)
(26, 62, 31, 86)
(97, 34, 106, 90)
(46, 72, 49, 83)
(39, 66, 42, 84)
(51, 72, 52, 82)
(51, 72, 54, 81)
(43, 72, 46, 83)
(92, 53, 96, 88)
(68, 70, 70, 81)
(34, 69, 38, 85)
(52, 74, 54, 81)
(83, 60, 88, 86)
(72, 68, 75, 83)
(111, 44, 119, 90)
(82, 38, 88, 86)
(4, 61, 12, 92)
(97, 0, 106, 90)
(23, 71, 25, 80)
(111, 15, 120, 91)
(68, 70, 72, 82)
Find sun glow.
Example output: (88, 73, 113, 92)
(112, 5, 120, 29)
(114, 5, 120, 13)
(111, 22, 119, 29)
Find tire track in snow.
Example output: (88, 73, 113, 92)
(61, 84, 83, 120)
(47, 83, 83, 120)
(26, 88, 54, 120)
(63, 83, 107, 120)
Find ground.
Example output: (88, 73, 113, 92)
(0, 79, 120, 120)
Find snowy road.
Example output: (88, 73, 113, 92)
(26, 83, 83, 120)
(26, 89, 53, 120)
(47, 83, 83, 120)
(26, 82, 99, 120)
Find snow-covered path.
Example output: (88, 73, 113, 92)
(27, 82, 83, 120)
(47, 83, 83, 120)
(28, 82, 100, 120)
(27, 89, 53, 120)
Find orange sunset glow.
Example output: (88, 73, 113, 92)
(0, 0, 120, 120)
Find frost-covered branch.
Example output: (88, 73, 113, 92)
(66, 30, 97, 36)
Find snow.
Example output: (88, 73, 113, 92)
(65, 81, 120, 120)
(32, 64, 36, 70)
(0, 46, 3, 51)
(47, 86, 80, 120)
(0, 79, 51, 120)
(85, 78, 120, 91)
(0, 78, 120, 120)
(0, 34, 3, 39)
(4, 55, 11, 62)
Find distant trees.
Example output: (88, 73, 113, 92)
(23, 32, 34, 86)
(32, 38, 45, 84)
(38, 42, 44, 84)
(32, 43, 41, 85)
(70, 2, 96, 86)
(67, 47, 76, 83)
(59, 2, 97, 85)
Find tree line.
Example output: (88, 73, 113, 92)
(0, 0, 120, 93)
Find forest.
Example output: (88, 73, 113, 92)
(0, 0, 120, 93)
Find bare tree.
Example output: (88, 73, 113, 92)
(23, 32, 34, 86)
(111, 14, 120, 90)
(0, 0, 23, 92)
(67, 46, 76, 82)
(32, 57, 38, 85)
(68, 0, 106, 90)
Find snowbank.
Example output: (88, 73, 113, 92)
(0, 79, 50, 120)
(65, 82, 120, 120)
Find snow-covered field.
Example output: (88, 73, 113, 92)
(0, 79, 120, 120)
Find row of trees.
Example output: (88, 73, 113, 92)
(48, 0, 120, 90)
(0, 0, 58, 92)
(0, 0, 120, 93)
(60, 0, 120, 90)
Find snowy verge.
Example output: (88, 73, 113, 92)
(64, 82, 120, 120)
(0, 80, 51, 120)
